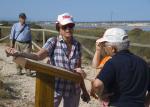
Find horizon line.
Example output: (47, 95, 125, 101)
(0, 20, 150, 23)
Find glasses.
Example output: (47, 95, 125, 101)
(60, 24, 75, 30)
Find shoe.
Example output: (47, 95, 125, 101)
(17, 68, 23, 75)
(26, 69, 32, 76)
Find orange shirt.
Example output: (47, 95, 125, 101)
(98, 56, 111, 69)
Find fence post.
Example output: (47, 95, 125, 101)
(43, 30, 45, 45)
(0, 28, 1, 38)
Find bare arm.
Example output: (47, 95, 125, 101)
(92, 50, 101, 68)
(5, 47, 48, 61)
(92, 42, 104, 68)
(75, 58, 87, 91)
(75, 51, 90, 102)
(90, 79, 104, 99)
(145, 92, 150, 107)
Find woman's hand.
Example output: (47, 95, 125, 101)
(74, 68, 87, 79)
(81, 91, 91, 103)
(5, 47, 19, 57)
(90, 80, 99, 99)
(95, 40, 104, 52)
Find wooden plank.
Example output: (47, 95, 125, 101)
(35, 73, 54, 107)
(1, 26, 150, 48)
(0, 35, 9, 42)
(131, 43, 150, 48)
(82, 45, 94, 56)
(32, 41, 42, 50)
(13, 57, 82, 83)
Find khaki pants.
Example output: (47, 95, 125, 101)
(15, 41, 32, 73)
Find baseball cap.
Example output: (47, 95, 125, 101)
(57, 13, 74, 25)
(96, 28, 129, 43)
(19, 13, 26, 19)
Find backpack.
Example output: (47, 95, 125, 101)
(46, 37, 57, 64)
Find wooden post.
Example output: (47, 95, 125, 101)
(35, 73, 55, 107)
(43, 30, 45, 46)
(13, 57, 81, 107)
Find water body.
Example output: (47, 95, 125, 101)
(75, 25, 150, 31)
(117, 26, 150, 31)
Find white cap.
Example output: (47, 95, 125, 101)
(97, 28, 129, 43)
(57, 13, 74, 25)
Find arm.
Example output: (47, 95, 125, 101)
(76, 67, 90, 102)
(92, 42, 104, 68)
(91, 79, 104, 99)
(5, 47, 48, 61)
(145, 92, 150, 107)
(75, 49, 87, 92)
(6, 37, 57, 60)
(75, 43, 90, 102)
(145, 67, 150, 107)
(91, 60, 115, 100)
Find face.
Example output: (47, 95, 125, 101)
(103, 42, 116, 56)
(19, 17, 26, 25)
(59, 23, 75, 39)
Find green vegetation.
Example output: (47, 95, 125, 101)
(74, 28, 150, 62)
(128, 28, 150, 44)
(0, 21, 12, 26)
(74, 27, 105, 37)
(0, 23, 150, 61)
(128, 28, 150, 61)
(0, 23, 150, 100)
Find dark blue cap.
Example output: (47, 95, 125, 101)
(19, 13, 26, 19)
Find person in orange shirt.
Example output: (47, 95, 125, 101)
(92, 38, 112, 107)
(98, 55, 111, 69)
(92, 37, 112, 70)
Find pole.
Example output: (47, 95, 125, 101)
(43, 30, 45, 45)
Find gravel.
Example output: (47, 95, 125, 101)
(0, 45, 101, 107)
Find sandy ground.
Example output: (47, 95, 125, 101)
(0, 44, 101, 107)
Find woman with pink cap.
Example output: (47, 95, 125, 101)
(5, 13, 90, 107)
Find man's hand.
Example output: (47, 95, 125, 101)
(5, 47, 19, 57)
(145, 92, 150, 107)
(90, 79, 104, 100)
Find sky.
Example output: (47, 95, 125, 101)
(0, 0, 150, 22)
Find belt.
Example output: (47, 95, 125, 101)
(16, 40, 31, 43)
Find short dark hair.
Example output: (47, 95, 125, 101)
(19, 13, 26, 19)
(56, 23, 60, 31)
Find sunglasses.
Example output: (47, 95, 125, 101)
(60, 24, 75, 30)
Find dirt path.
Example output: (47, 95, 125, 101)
(0, 44, 100, 107)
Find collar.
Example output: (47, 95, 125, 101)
(118, 49, 130, 53)
(18, 22, 26, 26)
(58, 35, 78, 45)
(116, 49, 131, 55)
